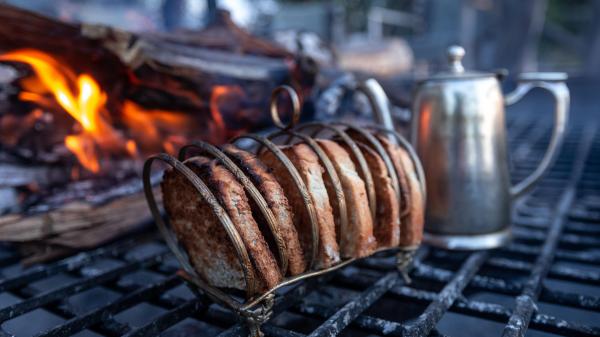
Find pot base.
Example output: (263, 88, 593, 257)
(424, 228, 511, 250)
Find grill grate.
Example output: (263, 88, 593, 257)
(0, 109, 599, 337)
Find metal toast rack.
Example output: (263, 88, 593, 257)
(142, 81, 426, 337)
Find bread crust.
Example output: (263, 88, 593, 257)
(317, 139, 376, 258)
(344, 141, 400, 248)
(395, 147, 425, 247)
(377, 137, 424, 247)
(222, 144, 306, 275)
(161, 156, 281, 291)
(259, 143, 340, 269)
(162, 157, 245, 290)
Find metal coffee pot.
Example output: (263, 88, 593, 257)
(411, 46, 569, 250)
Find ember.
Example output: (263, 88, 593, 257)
(0, 4, 314, 249)
(0, 49, 195, 174)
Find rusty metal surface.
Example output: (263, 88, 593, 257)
(0, 96, 599, 336)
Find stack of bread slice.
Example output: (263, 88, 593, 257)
(161, 135, 424, 294)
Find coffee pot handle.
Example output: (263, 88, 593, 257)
(505, 72, 570, 199)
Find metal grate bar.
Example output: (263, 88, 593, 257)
(0, 252, 167, 323)
(218, 324, 307, 337)
(0, 112, 597, 337)
(333, 268, 600, 336)
(529, 314, 600, 337)
(410, 261, 600, 312)
(514, 217, 600, 235)
(299, 247, 430, 337)
(0, 240, 136, 293)
(92, 318, 130, 336)
(501, 242, 600, 266)
(29, 286, 133, 337)
(540, 288, 600, 312)
(307, 272, 399, 337)
(390, 284, 600, 336)
(216, 321, 305, 337)
(403, 252, 489, 336)
(512, 227, 600, 248)
(36, 275, 181, 337)
(502, 123, 597, 337)
(215, 275, 335, 337)
(260, 326, 307, 337)
(485, 256, 600, 284)
(123, 298, 206, 337)
(295, 303, 406, 336)
(341, 262, 599, 322)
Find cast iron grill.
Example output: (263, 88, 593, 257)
(0, 109, 598, 337)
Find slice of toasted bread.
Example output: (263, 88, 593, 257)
(222, 144, 306, 275)
(161, 156, 281, 291)
(342, 141, 401, 248)
(395, 146, 425, 247)
(377, 137, 424, 247)
(161, 157, 246, 290)
(259, 143, 340, 269)
(317, 139, 376, 258)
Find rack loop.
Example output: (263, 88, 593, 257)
(296, 122, 377, 221)
(178, 141, 289, 275)
(143, 82, 425, 336)
(270, 85, 301, 130)
(239, 293, 275, 337)
(368, 126, 427, 203)
(142, 153, 258, 299)
(231, 133, 320, 270)
(269, 129, 348, 254)
(336, 123, 402, 205)
(396, 247, 417, 284)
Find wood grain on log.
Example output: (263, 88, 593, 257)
(0, 188, 159, 242)
(0, 4, 316, 261)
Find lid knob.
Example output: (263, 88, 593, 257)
(447, 45, 465, 73)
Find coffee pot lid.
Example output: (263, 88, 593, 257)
(426, 45, 495, 81)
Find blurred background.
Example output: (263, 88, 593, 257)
(0, 2, 597, 336)
(0, 0, 595, 222)
(5, 0, 599, 78)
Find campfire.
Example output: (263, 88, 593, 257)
(0, 49, 242, 176)
(0, 4, 315, 262)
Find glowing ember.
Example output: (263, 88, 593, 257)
(121, 101, 191, 154)
(209, 85, 247, 138)
(0, 49, 126, 172)
(0, 49, 204, 175)
(0, 48, 262, 178)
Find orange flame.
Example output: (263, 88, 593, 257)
(0, 49, 124, 173)
(210, 85, 247, 141)
(0, 49, 248, 176)
(121, 101, 190, 154)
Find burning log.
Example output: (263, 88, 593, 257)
(0, 189, 156, 242)
(0, 4, 316, 260)
(0, 4, 312, 170)
(4, 190, 157, 265)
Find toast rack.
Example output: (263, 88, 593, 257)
(143, 81, 425, 336)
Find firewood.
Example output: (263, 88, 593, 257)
(0, 189, 159, 242)
(0, 4, 317, 259)
(0, 163, 68, 187)
(0, 3, 311, 165)
(0, 4, 302, 116)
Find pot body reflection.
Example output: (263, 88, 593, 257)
(411, 77, 511, 245)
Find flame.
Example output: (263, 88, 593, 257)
(210, 85, 231, 134)
(210, 85, 246, 140)
(64, 134, 100, 173)
(121, 101, 190, 154)
(0, 49, 249, 176)
(0, 49, 124, 173)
